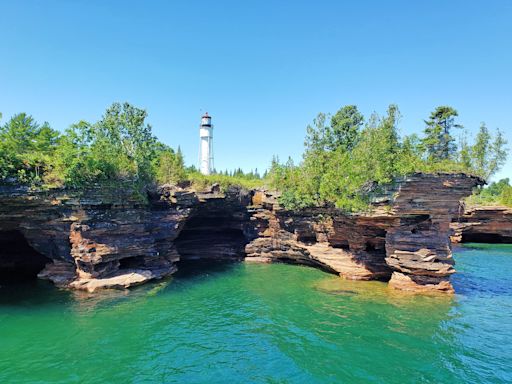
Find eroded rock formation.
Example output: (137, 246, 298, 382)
(0, 183, 257, 292)
(385, 174, 483, 293)
(245, 173, 483, 293)
(0, 173, 483, 293)
(0, 185, 187, 291)
(451, 206, 512, 243)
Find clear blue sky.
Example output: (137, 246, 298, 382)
(1, 0, 511, 180)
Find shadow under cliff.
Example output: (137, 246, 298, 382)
(0, 230, 52, 282)
(174, 195, 251, 261)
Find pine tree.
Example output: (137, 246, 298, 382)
(422, 106, 462, 161)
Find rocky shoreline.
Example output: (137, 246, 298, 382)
(451, 205, 512, 243)
(2, 172, 509, 294)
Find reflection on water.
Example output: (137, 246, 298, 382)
(0, 245, 511, 383)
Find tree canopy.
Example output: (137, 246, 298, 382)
(0, 113, 59, 183)
(268, 104, 508, 211)
(0, 103, 183, 189)
(0, 102, 508, 209)
(422, 106, 462, 161)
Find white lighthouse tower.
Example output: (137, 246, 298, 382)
(199, 112, 214, 175)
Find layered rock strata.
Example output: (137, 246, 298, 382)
(245, 173, 483, 293)
(0, 173, 482, 293)
(451, 206, 512, 243)
(0, 184, 252, 292)
(385, 174, 483, 292)
(0, 185, 188, 291)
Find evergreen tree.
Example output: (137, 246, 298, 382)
(471, 123, 491, 177)
(487, 129, 508, 179)
(422, 106, 462, 161)
(329, 105, 364, 151)
(0, 113, 59, 182)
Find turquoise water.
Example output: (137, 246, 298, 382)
(1, 245, 511, 383)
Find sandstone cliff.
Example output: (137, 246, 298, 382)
(0, 184, 189, 291)
(0, 173, 482, 293)
(451, 206, 512, 243)
(245, 173, 483, 293)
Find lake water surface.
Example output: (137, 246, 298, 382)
(1, 244, 511, 383)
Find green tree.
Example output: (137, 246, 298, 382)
(397, 133, 423, 175)
(486, 178, 510, 197)
(422, 106, 462, 161)
(329, 105, 364, 151)
(304, 113, 330, 153)
(350, 105, 401, 184)
(0, 113, 59, 183)
(46, 121, 92, 186)
(48, 102, 160, 187)
(500, 185, 512, 206)
(487, 129, 508, 179)
(469, 178, 512, 207)
(457, 128, 473, 173)
(97, 102, 157, 183)
(155, 145, 186, 184)
(305, 105, 363, 153)
(375, 104, 401, 178)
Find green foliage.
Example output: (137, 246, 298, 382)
(155, 146, 186, 185)
(421, 106, 462, 161)
(0, 103, 182, 192)
(0, 102, 508, 212)
(351, 105, 401, 183)
(0, 113, 60, 184)
(501, 185, 512, 207)
(466, 124, 508, 179)
(329, 105, 364, 151)
(96, 102, 157, 184)
(269, 105, 405, 211)
(45, 103, 159, 188)
(466, 178, 512, 207)
(269, 104, 509, 212)
(186, 170, 263, 192)
(305, 105, 363, 153)
(396, 134, 424, 175)
(1, 103, 268, 193)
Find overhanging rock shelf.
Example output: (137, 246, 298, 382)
(0, 173, 483, 293)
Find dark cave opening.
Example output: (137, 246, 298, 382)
(175, 215, 249, 261)
(332, 241, 350, 250)
(461, 232, 511, 244)
(365, 242, 377, 252)
(297, 235, 317, 245)
(0, 230, 51, 282)
(118, 256, 146, 270)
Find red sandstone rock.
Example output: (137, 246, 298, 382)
(245, 173, 483, 293)
(388, 272, 455, 293)
(451, 205, 512, 243)
(0, 173, 483, 294)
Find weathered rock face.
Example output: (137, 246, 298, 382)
(175, 187, 253, 260)
(0, 184, 254, 292)
(0, 173, 482, 294)
(245, 203, 394, 280)
(0, 185, 190, 291)
(245, 173, 483, 293)
(0, 230, 51, 281)
(451, 206, 512, 243)
(385, 174, 483, 293)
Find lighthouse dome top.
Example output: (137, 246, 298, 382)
(201, 112, 212, 127)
